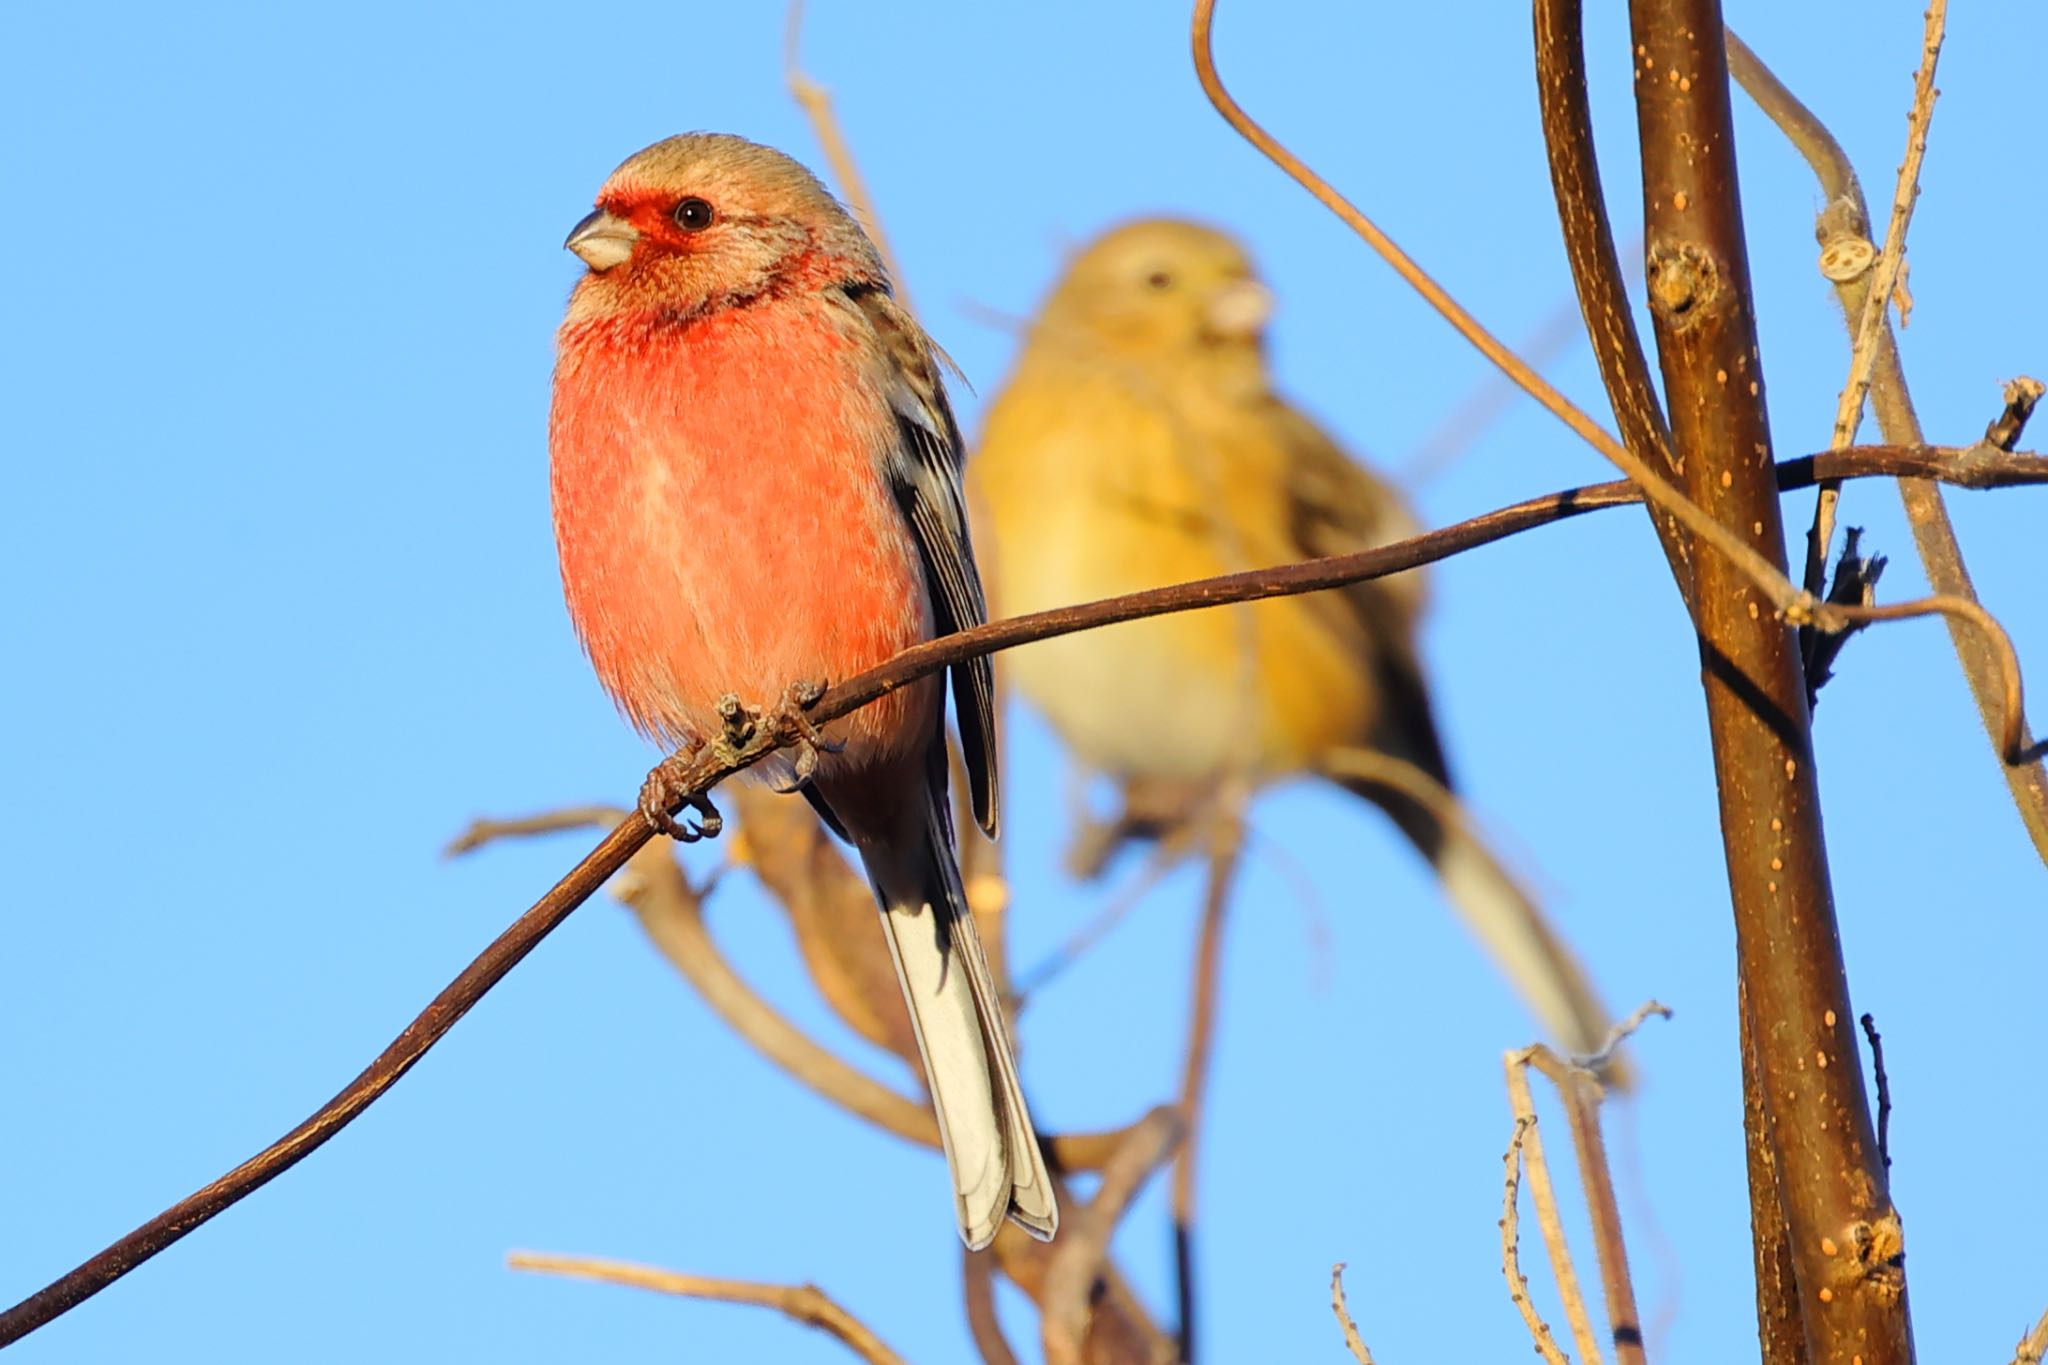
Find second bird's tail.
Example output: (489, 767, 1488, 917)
(861, 794, 1058, 1249)
(1332, 750, 1627, 1084)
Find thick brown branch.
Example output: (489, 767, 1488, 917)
(3, 440, 2035, 1346)
(507, 1251, 907, 1365)
(1629, 5, 1913, 1361)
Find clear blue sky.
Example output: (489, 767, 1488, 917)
(4, 3, 2043, 1361)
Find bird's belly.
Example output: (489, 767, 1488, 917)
(1000, 515, 1370, 783)
(552, 313, 933, 766)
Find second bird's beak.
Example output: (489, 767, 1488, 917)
(1203, 280, 1274, 341)
(565, 208, 638, 272)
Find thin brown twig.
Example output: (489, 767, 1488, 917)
(1193, 0, 1834, 633)
(783, 0, 909, 307)
(1517, 1001, 1672, 1365)
(1329, 1264, 1378, 1365)
(1859, 1012, 1893, 1171)
(1799, 0, 1949, 668)
(4, 439, 2039, 1346)
(1399, 249, 1641, 487)
(1171, 809, 1245, 1364)
(1504, 1061, 1604, 1365)
(1041, 1107, 1184, 1365)
(1532, 0, 1693, 601)
(1502, 1115, 1572, 1365)
(507, 1251, 907, 1365)
(1728, 29, 2048, 866)
(963, 1247, 1021, 1365)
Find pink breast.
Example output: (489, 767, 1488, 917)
(551, 298, 935, 767)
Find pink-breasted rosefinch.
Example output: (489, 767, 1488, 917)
(550, 133, 1055, 1247)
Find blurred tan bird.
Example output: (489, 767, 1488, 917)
(967, 219, 1620, 1065)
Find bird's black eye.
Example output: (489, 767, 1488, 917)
(674, 197, 716, 231)
(1146, 270, 1173, 290)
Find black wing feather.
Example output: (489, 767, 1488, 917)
(846, 285, 1001, 835)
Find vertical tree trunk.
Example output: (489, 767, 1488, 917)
(1624, 4, 1913, 1361)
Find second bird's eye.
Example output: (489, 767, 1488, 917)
(1146, 270, 1173, 290)
(674, 197, 716, 231)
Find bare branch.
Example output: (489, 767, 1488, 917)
(963, 1247, 1021, 1365)
(6, 439, 2039, 1346)
(1501, 1115, 1572, 1365)
(1503, 1065, 1604, 1365)
(1518, 1003, 1671, 1365)
(1859, 1012, 1894, 1172)
(1330, 1264, 1378, 1365)
(508, 1251, 907, 1365)
(1041, 1107, 1185, 1365)
(1533, 0, 1693, 599)
(1171, 811, 1245, 1364)
(1629, 4, 1914, 1359)
(1797, 0, 1949, 675)
(1729, 28, 2048, 865)
(1193, 0, 1840, 635)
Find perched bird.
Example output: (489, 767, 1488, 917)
(969, 219, 1619, 1064)
(549, 132, 1056, 1247)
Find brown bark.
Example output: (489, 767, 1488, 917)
(1626, 4, 1912, 1361)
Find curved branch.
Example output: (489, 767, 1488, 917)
(1191, 0, 1832, 635)
(1533, 0, 1690, 597)
(508, 1252, 906, 1365)
(1728, 27, 2048, 866)
(3, 440, 2039, 1346)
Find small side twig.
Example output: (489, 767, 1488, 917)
(1859, 1012, 1892, 1171)
(1984, 377, 2044, 453)
(1805, 527, 1890, 706)
(1729, 28, 2048, 865)
(1330, 1264, 1378, 1365)
(1504, 1072, 1605, 1365)
(1502, 1114, 1573, 1365)
(508, 1252, 906, 1365)
(1515, 1001, 1671, 1365)
(1798, 0, 1949, 673)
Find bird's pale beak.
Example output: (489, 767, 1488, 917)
(1204, 280, 1274, 340)
(565, 208, 638, 272)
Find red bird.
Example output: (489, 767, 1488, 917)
(548, 133, 1056, 1248)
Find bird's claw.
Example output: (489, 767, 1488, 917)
(772, 678, 842, 775)
(639, 749, 724, 843)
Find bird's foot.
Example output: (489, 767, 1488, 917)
(639, 746, 724, 843)
(715, 681, 842, 794)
